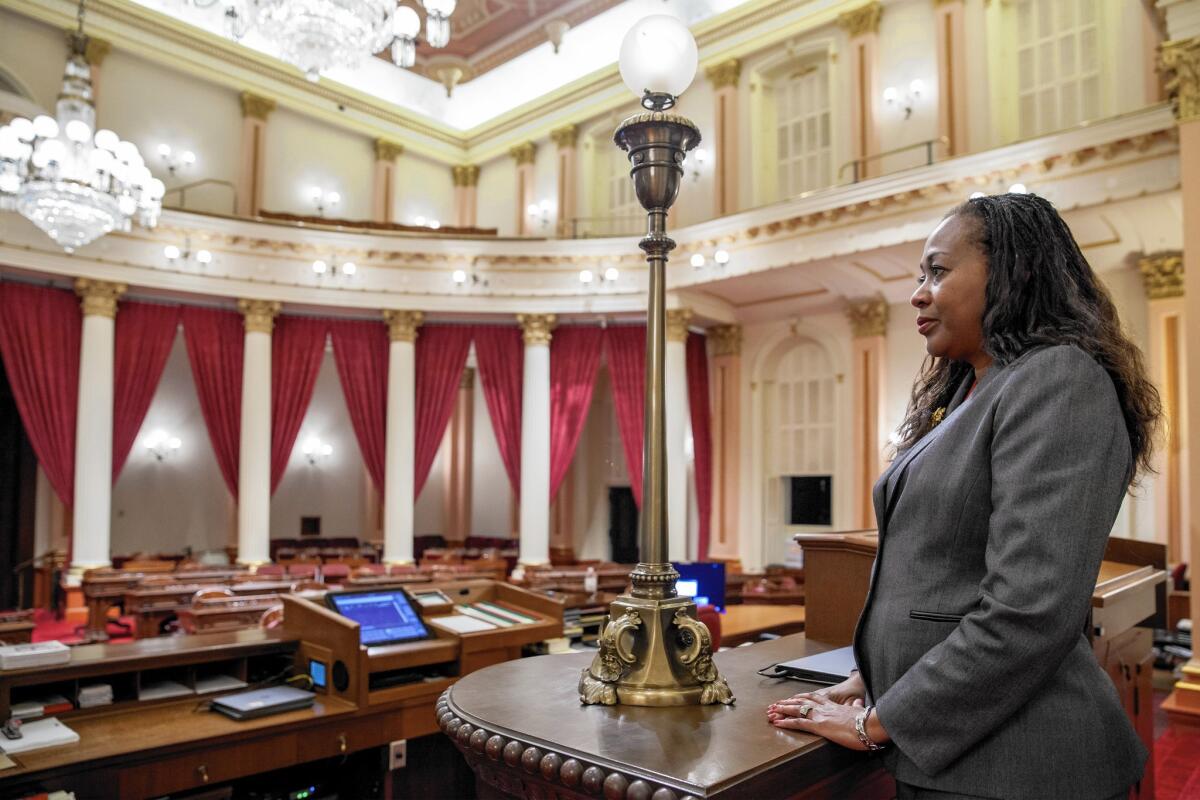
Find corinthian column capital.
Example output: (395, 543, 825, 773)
(708, 324, 742, 356)
(1138, 251, 1184, 299)
(238, 299, 281, 334)
(74, 278, 126, 319)
(845, 297, 889, 338)
(517, 313, 556, 345)
(666, 308, 693, 343)
(1161, 37, 1200, 124)
(384, 310, 424, 342)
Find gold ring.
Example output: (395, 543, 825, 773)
(799, 704, 813, 718)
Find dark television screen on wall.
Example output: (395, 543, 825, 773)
(788, 476, 832, 526)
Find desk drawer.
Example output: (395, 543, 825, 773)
(118, 734, 297, 798)
(296, 715, 400, 763)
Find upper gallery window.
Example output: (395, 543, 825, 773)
(1016, 0, 1101, 138)
(775, 61, 832, 198)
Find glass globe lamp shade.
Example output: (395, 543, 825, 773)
(393, 5, 420, 37)
(423, 0, 456, 15)
(618, 15, 698, 104)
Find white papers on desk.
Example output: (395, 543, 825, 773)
(138, 679, 194, 701)
(427, 614, 496, 634)
(0, 641, 70, 670)
(194, 674, 249, 694)
(0, 718, 80, 754)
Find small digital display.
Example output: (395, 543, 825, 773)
(309, 659, 327, 689)
(326, 589, 431, 646)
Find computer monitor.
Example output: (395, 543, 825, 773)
(325, 589, 431, 646)
(671, 562, 727, 612)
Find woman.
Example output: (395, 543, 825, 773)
(765, 193, 1160, 800)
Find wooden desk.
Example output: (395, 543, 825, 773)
(441, 634, 892, 800)
(720, 604, 806, 647)
(0, 619, 35, 644)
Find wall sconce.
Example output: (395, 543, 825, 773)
(690, 249, 730, 270)
(526, 199, 555, 231)
(413, 216, 441, 229)
(687, 148, 709, 182)
(157, 143, 196, 177)
(451, 268, 488, 288)
(143, 429, 182, 461)
(308, 187, 341, 216)
(578, 266, 619, 287)
(312, 258, 357, 278)
(883, 79, 926, 119)
(164, 239, 213, 266)
(301, 436, 332, 465)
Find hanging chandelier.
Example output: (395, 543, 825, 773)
(0, 1, 162, 252)
(222, 1, 444, 81)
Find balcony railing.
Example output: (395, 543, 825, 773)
(564, 216, 645, 239)
(837, 137, 950, 184)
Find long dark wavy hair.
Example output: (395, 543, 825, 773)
(894, 193, 1161, 484)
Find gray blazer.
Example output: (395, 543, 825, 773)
(853, 345, 1147, 799)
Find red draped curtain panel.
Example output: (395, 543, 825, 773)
(0, 283, 81, 506)
(413, 325, 473, 498)
(329, 319, 389, 492)
(112, 302, 180, 481)
(687, 332, 713, 561)
(549, 326, 604, 501)
(181, 307, 244, 497)
(605, 325, 646, 508)
(472, 325, 523, 493)
(270, 316, 328, 493)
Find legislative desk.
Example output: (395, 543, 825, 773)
(719, 604, 807, 647)
(439, 633, 894, 800)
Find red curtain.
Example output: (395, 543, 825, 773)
(414, 325, 473, 498)
(606, 326, 646, 508)
(181, 307, 244, 497)
(330, 320, 388, 492)
(473, 325, 523, 493)
(112, 302, 180, 481)
(271, 316, 328, 493)
(549, 326, 603, 500)
(687, 332, 713, 561)
(0, 283, 80, 506)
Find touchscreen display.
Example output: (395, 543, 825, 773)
(327, 590, 431, 646)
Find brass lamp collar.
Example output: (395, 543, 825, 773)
(641, 90, 677, 111)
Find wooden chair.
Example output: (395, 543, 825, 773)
(259, 604, 285, 630)
(253, 563, 286, 578)
(287, 563, 318, 579)
(289, 580, 326, 593)
(192, 586, 234, 603)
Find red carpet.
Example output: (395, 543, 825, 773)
(30, 608, 135, 645)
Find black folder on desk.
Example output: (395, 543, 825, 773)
(210, 686, 314, 720)
(770, 646, 857, 685)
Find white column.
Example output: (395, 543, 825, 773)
(517, 314, 555, 566)
(665, 308, 692, 562)
(70, 279, 125, 575)
(236, 299, 279, 566)
(384, 310, 422, 564)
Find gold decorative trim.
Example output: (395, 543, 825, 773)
(845, 297, 889, 337)
(666, 308, 693, 343)
(1138, 251, 1184, 300)
(460, 366, 475, 390)
(1160, 37, 1200, 123)
(68, 34, 110, 67)
(452, 164, 481, 187)
(509, 142, 537, 165)
(705, 59, 741, 90)
(384, 310, 423, 342)
(240, 92, 276, 121)
(708, 324, 742, 357)
(517, 313, 556, 345)
(375, 138, 404, 162)
(550, 124, 578, 149)
(74, 278, 126, 318)
(615, 111, 700, 139)
(838, 2, 882, 38)
(238, 298, 281, 333)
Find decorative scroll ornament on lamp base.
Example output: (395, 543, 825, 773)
(578, 65, 732, 705)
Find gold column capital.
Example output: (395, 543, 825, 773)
(374, 138, 404, 162)
(451, 164, 480, 187)
(933, 0, 963, 6)
(517, 313, 556, 345)
(845, 297, 889, 337)
(666, 308, 693, 343)
(705, 59, 742, 90)
(74, 278, 126, 319)
(1160, 37, 1200, 124)
(550, 124, 579, 149)
(509, 141, 538, 166)
(708, 324, 743, 357)
(238, 299, 281, 334)
(384, 310, 424, 342)
(1138, 251, 1184, 299)
(838, 1, 883, 38)
(460, 366, 475, 390)
(240, 91, 277, 121)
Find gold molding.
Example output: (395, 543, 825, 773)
(666, 308, 693, 343)
(550, 124, 579, 149)
(374, 138, 404, 162)
(459, 366, 475, 390)
(708, 324, 742, 357)
(845, 296, 889, 337)
(238, 298, 281, 333)
(837, 2, 882, 38)
(517, 313, 556, 345)
(705, 59, 742, 90)
(451, 164, 481, 187)
(71, 34, 110, 67)
(384, 310, 423, 342)
(509, 141, 537, 165)
(1138, 251, 1184, 299)
(74, 278, 126, 318)
(240, 91, 276, 122)
(1160, 37, 1200, 124)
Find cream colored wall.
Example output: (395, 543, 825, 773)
(475, 155, 518, 236)
(471, 365, 514, 537)
(874, 0, 941, 175)
(670, 80, 716, 228)
(415, 436, 446, 536)
(532, 137, 558, 236)
(261, 106, 374, 220)
(0, 8, 65, 112)
(394, 151, 454, 228)
(574, 366, 627, 562)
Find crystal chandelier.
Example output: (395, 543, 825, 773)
(0, 2, 162, 252)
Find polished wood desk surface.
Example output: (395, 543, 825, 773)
(720, 604, 806, 641)
(444, 633, 874, 798)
